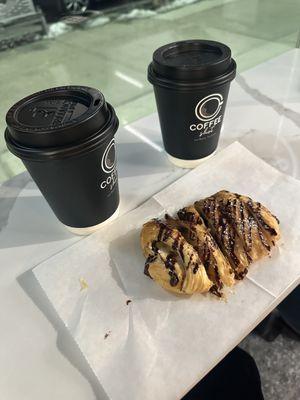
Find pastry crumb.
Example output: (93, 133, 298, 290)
(79, 277, 89, 291)
(104, 331, 111, 340)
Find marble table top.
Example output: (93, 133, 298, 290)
(0, 49, 299, 400)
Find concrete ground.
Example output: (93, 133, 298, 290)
(0, 1, 299, 399)
(240, 333, 300, 400)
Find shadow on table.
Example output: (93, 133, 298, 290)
(0, 171, 75, 248)
(17, 269, 109, 400)
(0, 173, 31, 234)
(0, 194, 75, 248)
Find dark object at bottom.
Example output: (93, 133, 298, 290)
(182, 347, 264, 400)
(255, 286, 300, 342)
(255, 309, 284, 342)
(278, 286, 300, 335)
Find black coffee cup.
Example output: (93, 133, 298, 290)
(5, 86, 119, 235)
(148, 40, 236, 168)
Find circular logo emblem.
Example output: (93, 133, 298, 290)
(101, 139, 116, 174)
(195, 93, 223, 122)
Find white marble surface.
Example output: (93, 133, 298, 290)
(0, 49, 300, 400)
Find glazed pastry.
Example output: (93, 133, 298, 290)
(141, 190, 280, 297)
(195, 195, 250, 279)
(141, 220, 212, 295)
(165, 206, 234, 297)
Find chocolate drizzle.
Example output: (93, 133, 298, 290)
(212, 199, 218, 228)
(209, 266, 223, 297)
(227, 194, 275, 261)
(178, 208, 200, 224)
(171, 231, 185, 262)
(234, 268, 248, 280)
(157, 223, 164, 242)
(151, 240, 158, 254)
(164, 253, 179, 287)
(214, 265, 223, 288)
(246, 215, 253, 251)
(163, 227, 173, 242)
(179, 240, 185, 261)
(247, 200, 278, 236)
(169, 273, 179, 287)
(210, 285, 222, 297)
(198, 197, 249, 277)
(188, 253, 194, 267)
(221, 217, 239, 268)
(144, 254, 157, 277)
(240, 203, 245, 239)
(165, 253, 176, 269)
(257, 228, 271, 251)
(157, 221, 172, 242)
(221, 200, 249, 267)
(201, 239, 211, 270)
(193, 264, 199, 274)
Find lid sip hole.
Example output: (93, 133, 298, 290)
(94, 98, 101, 106)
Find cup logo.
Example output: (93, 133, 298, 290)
(195, 93, 223, 122)
(100, 139, 117, 191)
(189, 93, 224, 140)
(101, 139, 116, 174)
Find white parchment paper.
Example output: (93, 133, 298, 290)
(34, 143, 300, 400)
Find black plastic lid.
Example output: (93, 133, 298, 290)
(6, 86, 110, 148)
(148, 40, 236, 90)
(5, 103, 119, 161)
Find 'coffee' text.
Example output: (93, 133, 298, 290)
(190, 115, 222, 132)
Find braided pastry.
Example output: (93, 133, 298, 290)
(141, 190, 280, 296)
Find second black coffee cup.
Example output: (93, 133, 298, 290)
(5, 86, 119, 235)
(148, 40, 236, 168)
